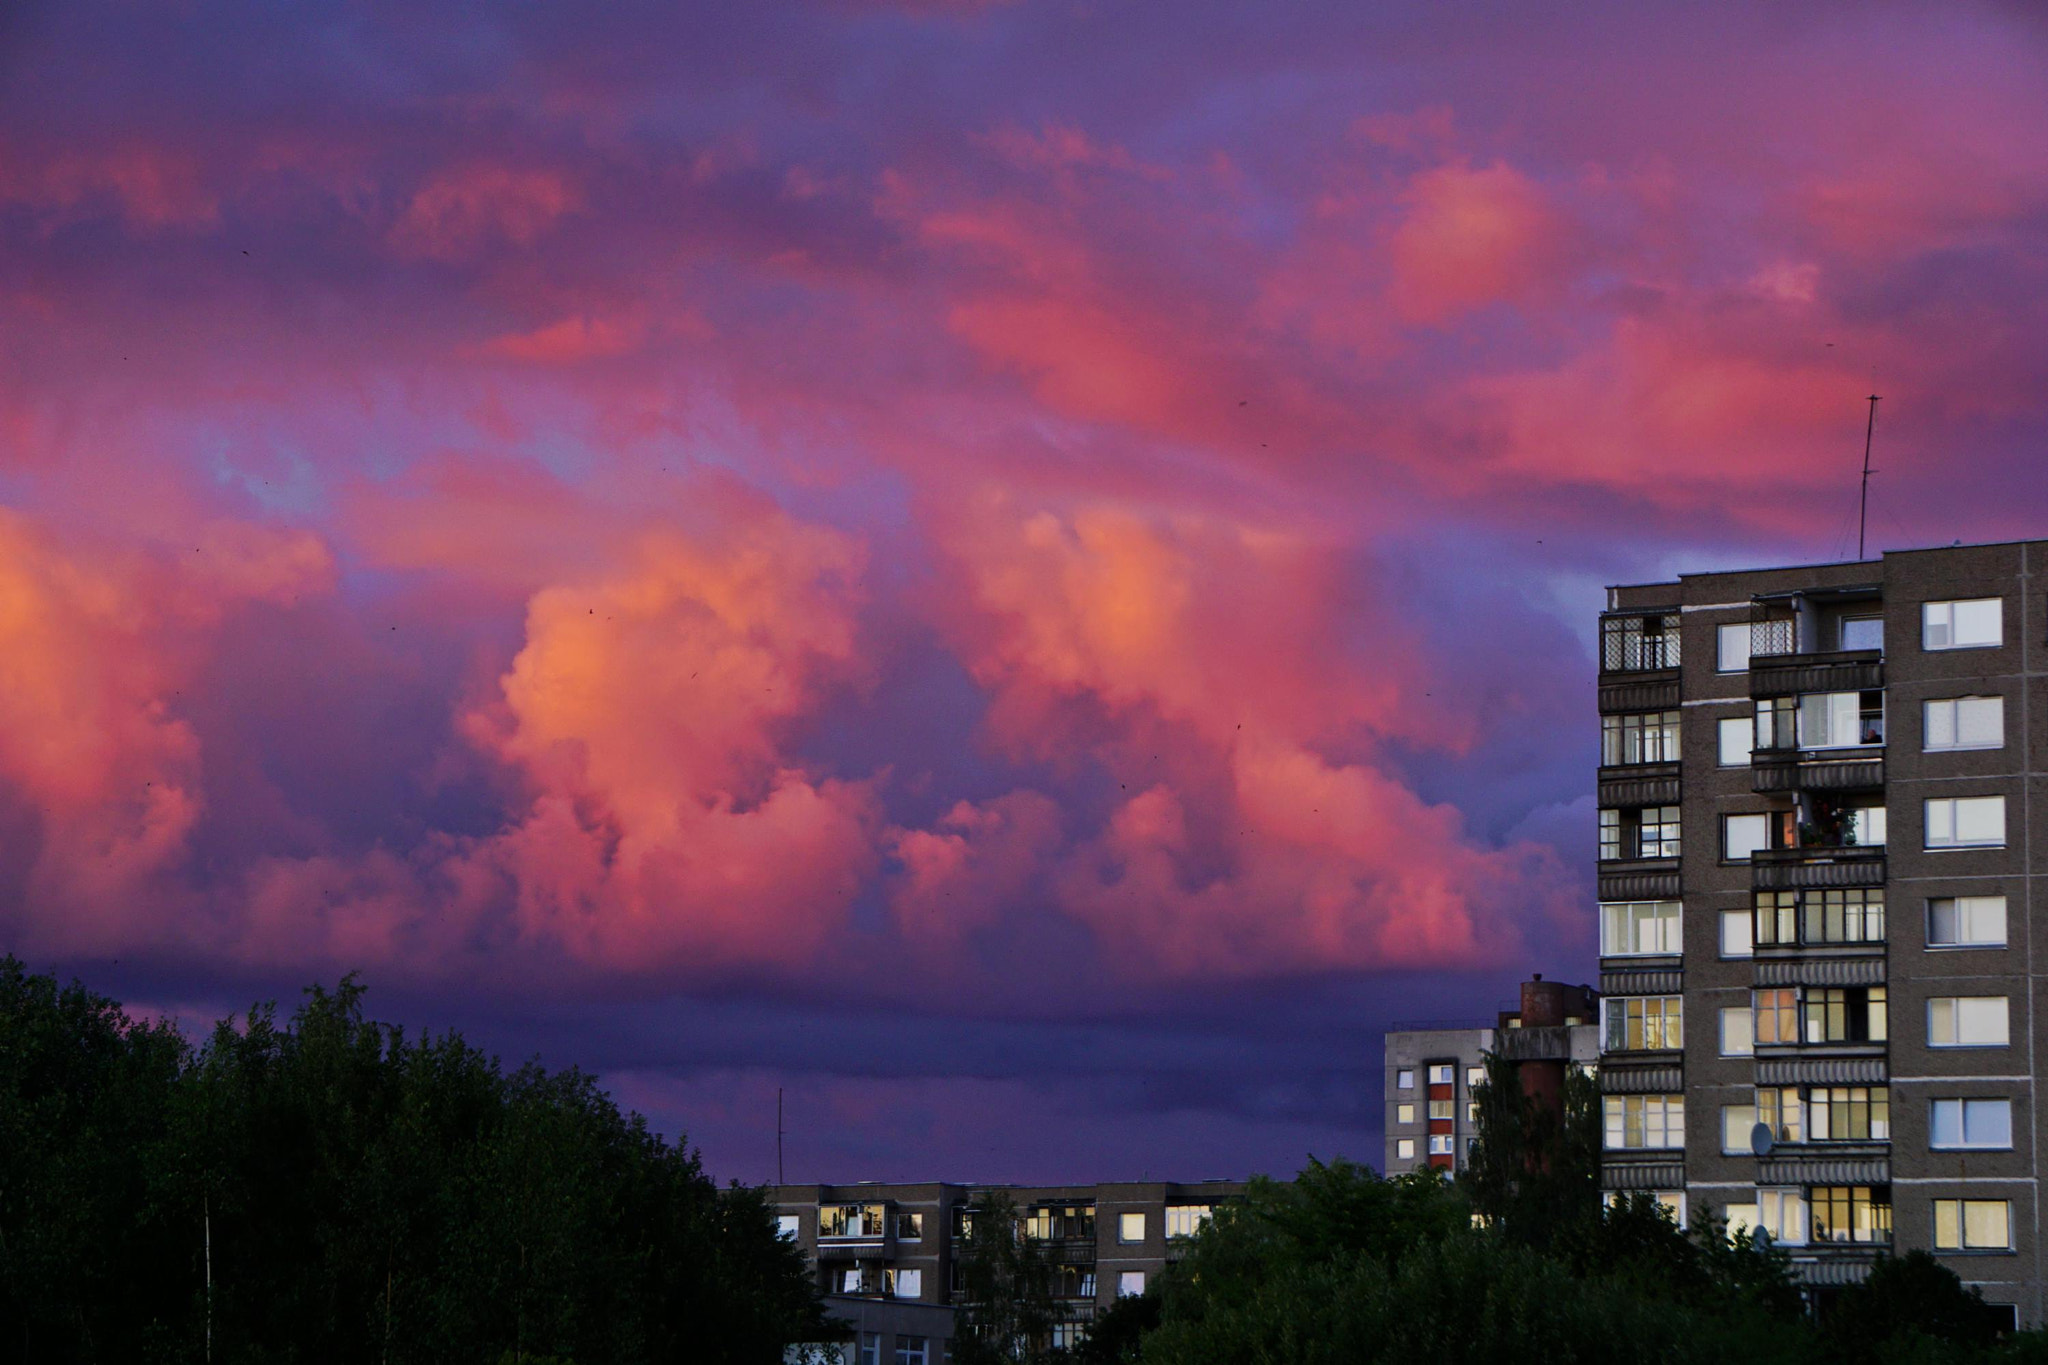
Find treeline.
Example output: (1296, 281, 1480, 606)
(0, 957, 828, 1365)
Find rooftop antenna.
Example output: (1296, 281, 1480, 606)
(1858, 394, 1881, 559)
(777, 1087, 786, 1186)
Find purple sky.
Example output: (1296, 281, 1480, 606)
(5, 0, 2048, 1181)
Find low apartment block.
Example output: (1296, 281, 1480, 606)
(772, 1180, 1245, 1361)
(1597, 538, 2048, 1324)
(1384, 976, 1599, 1177)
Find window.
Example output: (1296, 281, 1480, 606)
(1722, 1104, 1758, 1154)
(1926, 696, 2004, 751)
(897, 1212, 924, 1240)
(1757, 1189, 1807, 1245)
(1721, 909, 1754, 958)
(1809, 1087, 1889, 1141)
(1753, 989, 1798, 1046)
(1797, 690, 1885, 748)
(1427, 1134, 1454, 1155)
(1757, 1087, 1803, 1143)
(894, 1268, 923, 1299)
(1723, 1203, 1759, 1239)
(1600, 806, 1680, 860)
(776, 1214, 800, 1240)
(1165, 1205, 1212, 1238)
(1466, 1101, 1480, 1123)
(1811, 1186, 1890, 1244)
(1850, 806, 1887, 846)
(1923, 598, 2002, 650)
(1925, 796, 2006, 849)
(1117, 1212, 1145, 1243)
(1724, 814, 1771, 862)
(1396, 1068, 1414, 1089)
(1428, 1064, 1454, 1085)
(1601, 901, 1681, 956)
(1718, 716, 1754, 767)
(860, 1332, 882, 1365)
(1603, 1094, 1684, 1149)
(1718, 622, 1752, 671)
(1934, 1200, 2011, 1251)
(1802, 986, 1887, 1044)
(1929, 996, 2010, 1047)
(819, 1204, 887, 1238)
(1755, 889, 1885, 947)
(895, 1336, 929, 1365)
(1755, 697, 1795, 751)
(1931, 1099, 2013, 1150)
(1466, 1066, 1485, 1088)
(1840, 615, 1883, 651)
(1929, 896, 2007, 947)
(1604, 996, 1683, 1051)
(1604, 614, 1680, 671)
(1118, 1271, 1146, 1296)
(1396, 1103, 1415, 1124)
(1427, 1099, 1454, 1120)
(1720, 1007, 1754, 1057)
(1602, 710, 1681, 766)
(1395, 1138, 1415, 1159)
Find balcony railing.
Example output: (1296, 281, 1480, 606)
(1751, 846, 1886, 891)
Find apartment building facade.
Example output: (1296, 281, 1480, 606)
(1597, 539, 2046, 1323)
(772, 1180, 1245, 1361)
(1383, 976, 1599, 1177)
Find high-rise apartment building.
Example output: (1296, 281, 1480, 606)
(1598, 540, 2045, 1323)
(1384, 976, 1599, 1177)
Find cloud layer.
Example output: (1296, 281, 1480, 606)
(6, 0, 2048, 1179)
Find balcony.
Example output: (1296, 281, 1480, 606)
(1751, 750, 1884, 795)
(1597, 858, 1680, 901)
(1749, 649, 1883, 700)
(1750, 846, 1885, 891)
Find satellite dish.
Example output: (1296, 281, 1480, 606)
(1750, 1121, 1775, 1157)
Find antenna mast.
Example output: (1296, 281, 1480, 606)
(777, 1087, 785, 1186)
(1858, 394, 1880, 558)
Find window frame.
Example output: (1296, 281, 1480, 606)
(1723, 813, 1771, 863)
(1924, 695, 2004, 752)
(1929, 996, 2011, 1048)
(1928, 895, 2008, 949)
(1934, 1199, 2012, 1252)
(1924, 796, 2007, 850)
(1718, 714, 1755, 767)
(1930, 1098, 2014, 1151)
(1922, 598, 2003, 651)
(1717, 622, 1752, 673)
(1600, 900, 1681, 957)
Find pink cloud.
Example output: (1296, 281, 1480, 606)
(388, 165, 583, 260)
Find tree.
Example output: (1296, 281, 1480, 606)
(1822, 1251, 2008, 1362)
(953, 1191, 1058, 1365)
(1458, 1052, 1600, 1247)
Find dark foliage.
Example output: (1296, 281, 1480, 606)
(0, 957, 830, 1365)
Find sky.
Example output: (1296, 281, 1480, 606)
(4, 0, 2048, 1185)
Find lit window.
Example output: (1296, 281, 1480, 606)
(776, 1214, 800, 1240)
(1720, 909, 1753, 958)
(1718, 716, 1754, 767)
(1923, 598, 2002, 651)
(1396, 1103, 1415, 1124)
(1721, 1104, 1757, 1153)
(1603, 996, 1682, 1051)
(1757, 1087, 1802, 1143)
(1118, 1271, 1146, 1296)
(1720, 1007, 1754, 1057)
(1428, 1134, 1454, 1155)
(1925, 696, 2003, 751)
(1931, 1099, 2013, 1149)
(1757, 889, 1886, 946)
(1395, 1068, 1415, 1089)
(1427, 1099, 1453, 1120)
(1929, 996, 2009, 1047)
(1117, 1212, 1145, 1243)
(1925, 796, 2006, 849)
(1165, 1205, 1212, 1238)
(1465, 1066, 1484, 1089)
(1428, 1064, 1454, 1085)
(1602, 1094, 1684, 1149)
(1600, 900, 1680, 956)
(1395, 1138, 1415, 1159)
(1929, 896, 2007, 947)
(1723, 814, 1771, 862)
(1757, 1189, 1807, 1245)
(1717, 622, 1751, 672)
(1934, 1200, 2011, 1251)
(894, 1268, 923, 1299)
(1752, 989, 1798, 1046)
(1801, 986, 1887, 1043)
(1723, 1203, 1759, 1239)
